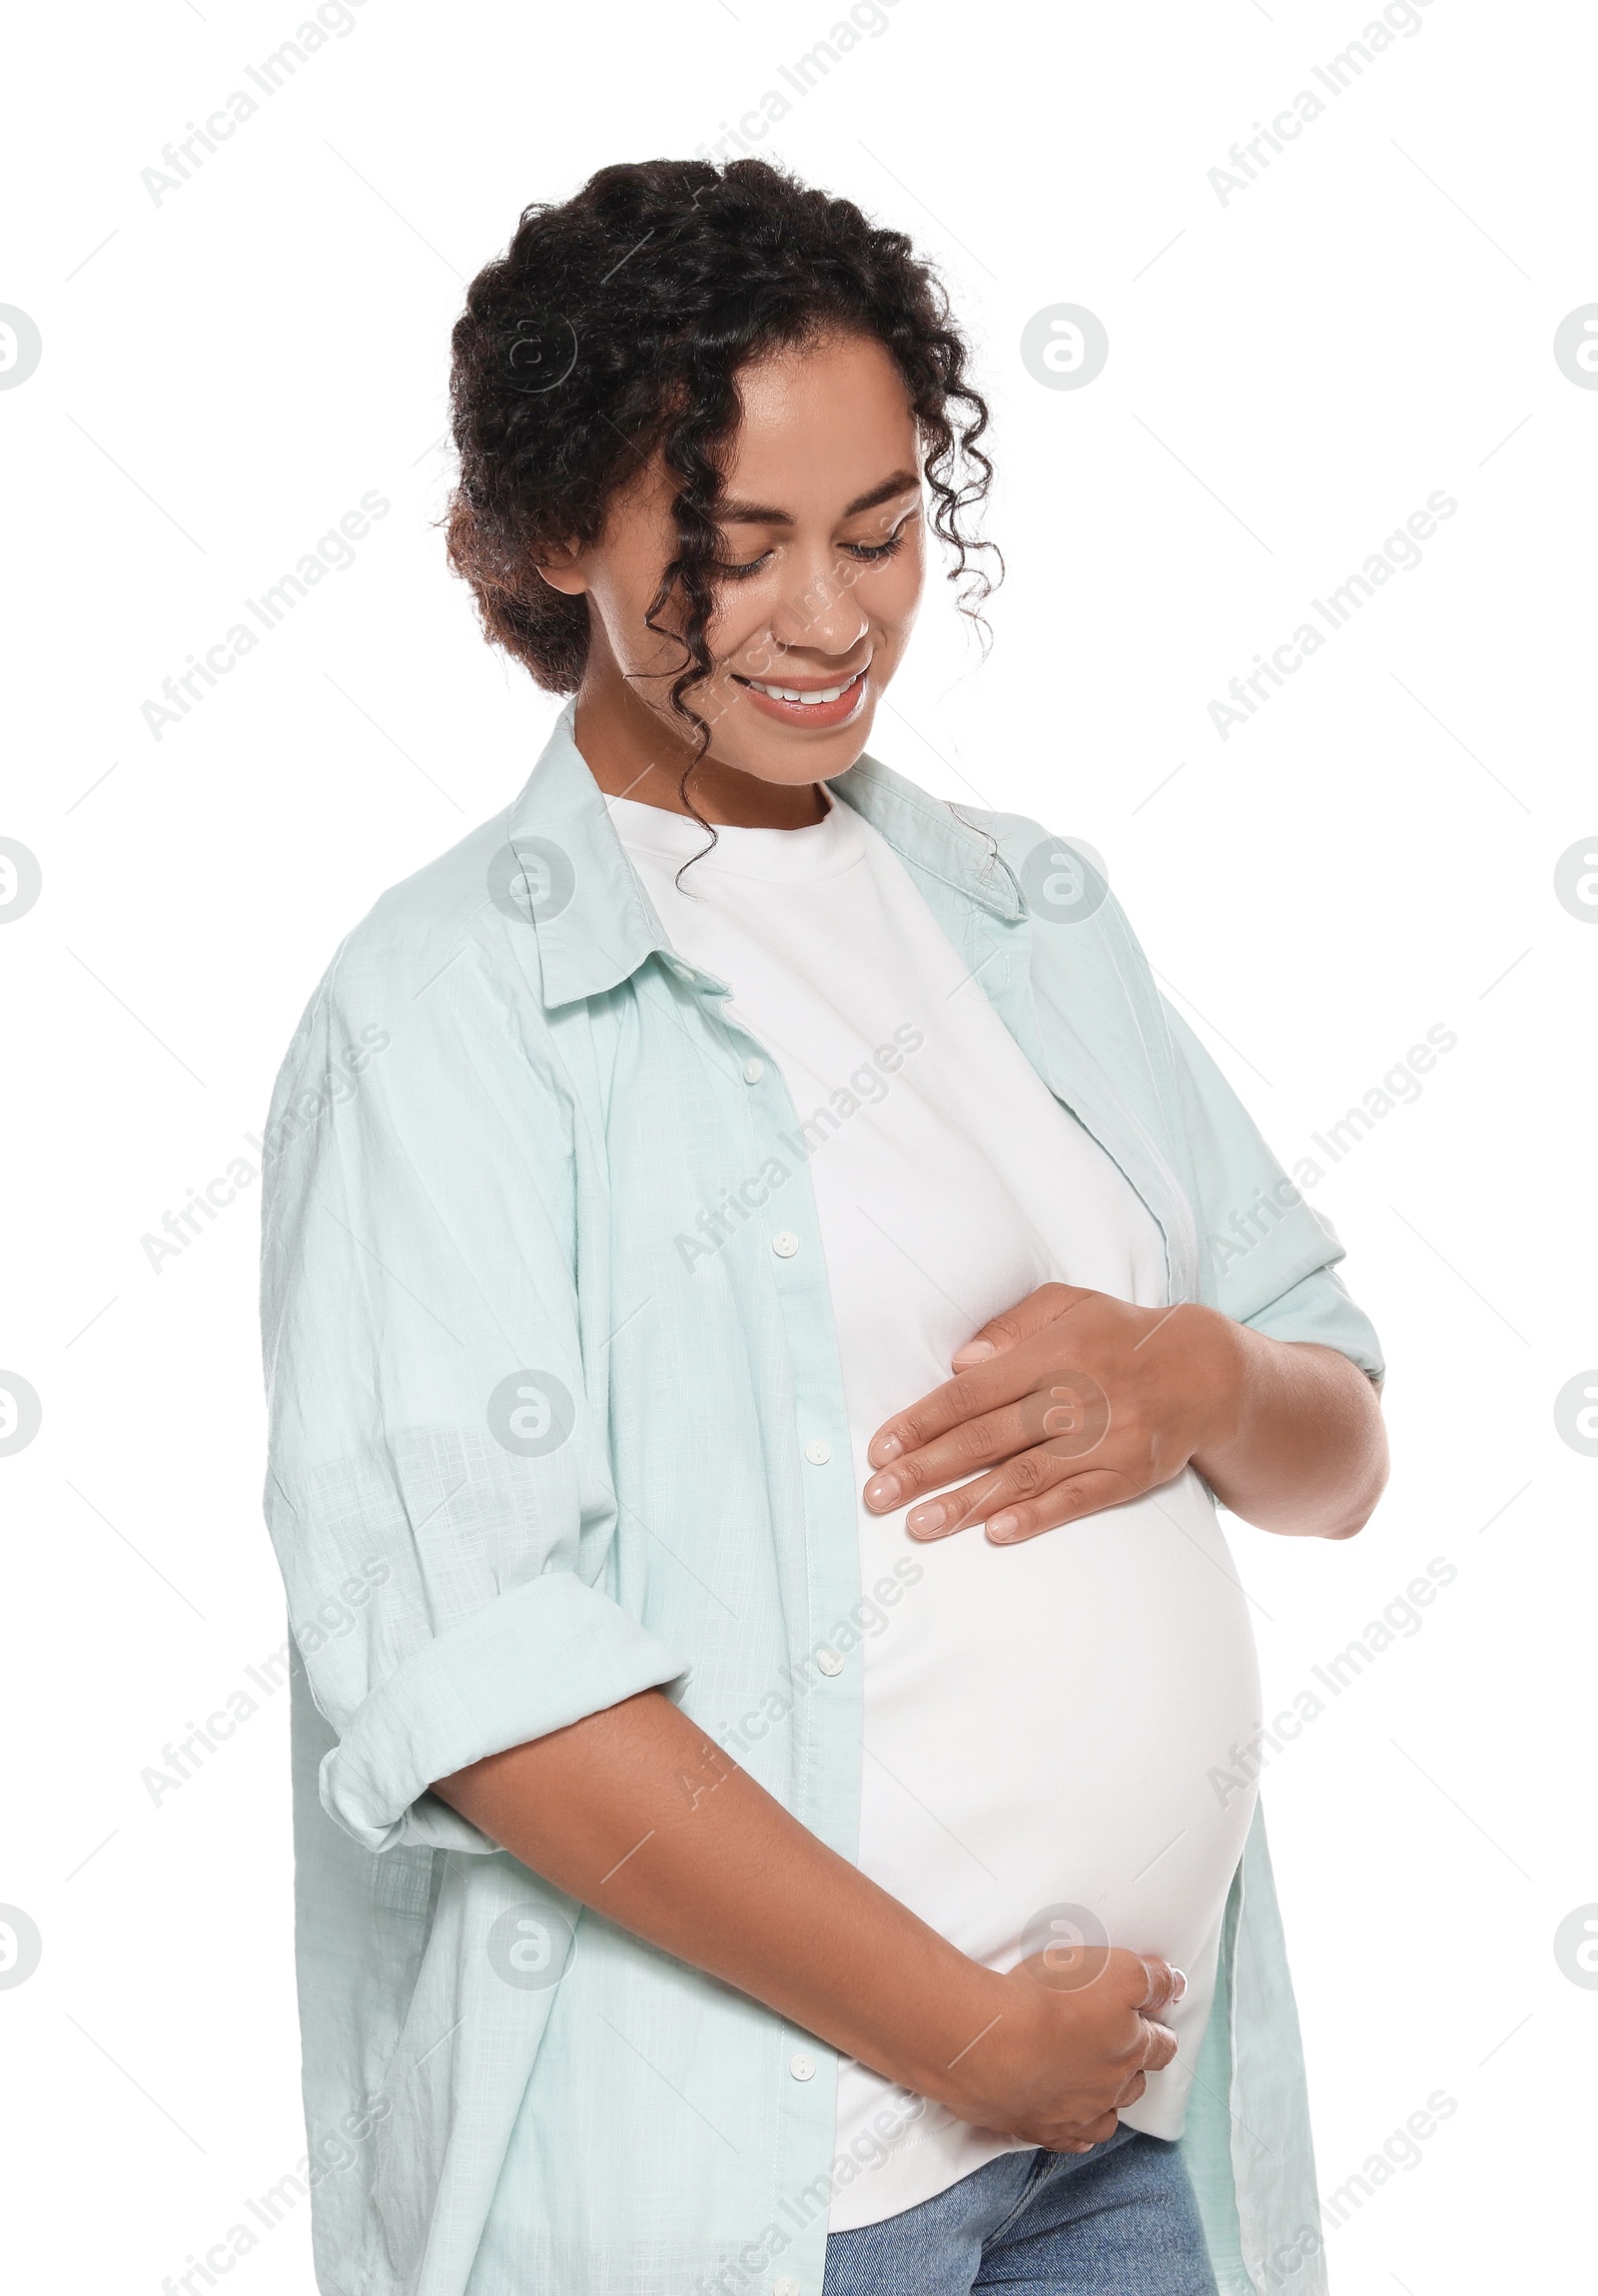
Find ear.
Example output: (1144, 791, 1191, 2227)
(533, 542, 588, 598)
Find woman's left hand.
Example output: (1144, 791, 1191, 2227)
(861, 1283, 1243, 1544)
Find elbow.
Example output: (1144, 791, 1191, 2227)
(1322, 1420, 1390, 1541)
(1322, 1505, 1373, 1542)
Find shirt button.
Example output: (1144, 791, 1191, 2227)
(774, 2282, 802, 2296)
(804, 1439, 831, 1465)
(815, 1647, 844, 1677)
(742, 1057, 765, 1084)
(771, 1230, 800, 1258)
(789, 2051, 816, 2081)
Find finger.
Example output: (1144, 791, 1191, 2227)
(901, 1464, 1009, 1541)
(871, 1368, 1128, 1516)
(863, 1397, 1041, 1515)
(1134, 1955, 1186, 2015)
(1115, 2071, 1148, 2109)
(1138, 2016, 1180, 2074)
(949, 1282, 1091, 1370)
(867, 1289, 1106, 1470)
(900, 1455, 1147, 1545)
(1047, 2109, 1119, 2155)
(865, 1358, 1036, 1476)
(981, 1466, 1149, 1545)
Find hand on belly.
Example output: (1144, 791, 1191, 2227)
(843, 1284, 1266, 2163)
(859, 1280, 1243, 1547)
(860, 1468, 1260, 1972)
(938, 1942, 1188, 2156)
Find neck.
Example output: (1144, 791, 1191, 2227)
(572, 681, 829, 830)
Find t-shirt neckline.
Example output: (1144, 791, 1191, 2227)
(605, 786, 868, 886)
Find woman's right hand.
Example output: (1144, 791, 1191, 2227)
(933, 1946, 1185, 2154)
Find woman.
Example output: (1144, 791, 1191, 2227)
(260, 158, 1387, 2296)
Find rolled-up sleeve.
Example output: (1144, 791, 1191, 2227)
(1162, 1000, 1385, 1384)
(259, 914, 685, 1856)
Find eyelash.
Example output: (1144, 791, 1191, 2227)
(717, 518, 914, 583)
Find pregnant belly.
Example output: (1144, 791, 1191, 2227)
(842, 1461, 1261, 2191)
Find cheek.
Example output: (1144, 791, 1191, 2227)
(589, 564, 686, 677)
(581, 486, 692, 677)
(861, 535, 926, 640)
(706, 582, 785, 674)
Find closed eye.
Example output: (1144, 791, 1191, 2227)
(718, 510, 919, 582)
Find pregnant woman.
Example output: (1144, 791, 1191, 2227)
(260, 160, 1387, 2296)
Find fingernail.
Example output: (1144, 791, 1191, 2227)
(868, 1433, 903, 1466)
(987, 1511, 1020, 1541)
(1170, 1966, 1188, 2002)
(865, 1473, 901, 1508)
(907, 1501, 947, 1536)
(953, 1339, 996, 1364)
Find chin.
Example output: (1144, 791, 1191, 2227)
(729, 709, 878, 786)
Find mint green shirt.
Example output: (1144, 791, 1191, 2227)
(261, 702, 1379, 2296)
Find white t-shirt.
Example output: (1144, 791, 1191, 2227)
(608, 788, 1261, 2232)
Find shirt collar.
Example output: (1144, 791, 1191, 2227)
(508, 699, 1025, 1010)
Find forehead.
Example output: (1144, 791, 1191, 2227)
(722, 334, 918, 506)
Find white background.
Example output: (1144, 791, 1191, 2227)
(2, 0, 1593, 2288)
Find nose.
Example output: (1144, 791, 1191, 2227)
(766, 551, 870, 661)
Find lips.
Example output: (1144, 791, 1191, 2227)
(733, 665, 870, 730)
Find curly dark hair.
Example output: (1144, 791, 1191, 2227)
(445, 156, 999, 754)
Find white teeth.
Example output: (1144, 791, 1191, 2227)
(747, 675, 859, 705)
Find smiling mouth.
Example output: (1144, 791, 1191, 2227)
(731, 663, 871, 725)
(740, 671, 863, 704)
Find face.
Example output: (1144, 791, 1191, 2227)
(539, 331, 925, 799)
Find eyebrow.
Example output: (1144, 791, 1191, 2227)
(715, 469, 922, 526)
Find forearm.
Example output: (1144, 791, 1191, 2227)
(432, 1687, 1003, 2104)
(1193, 1318, 1388, 1539)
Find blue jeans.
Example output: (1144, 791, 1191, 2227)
(822, 2125, 1218, 2296)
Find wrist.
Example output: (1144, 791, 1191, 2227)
(1185, 1303, 1249, 1464)
(903, 1957, 1020, 2120)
